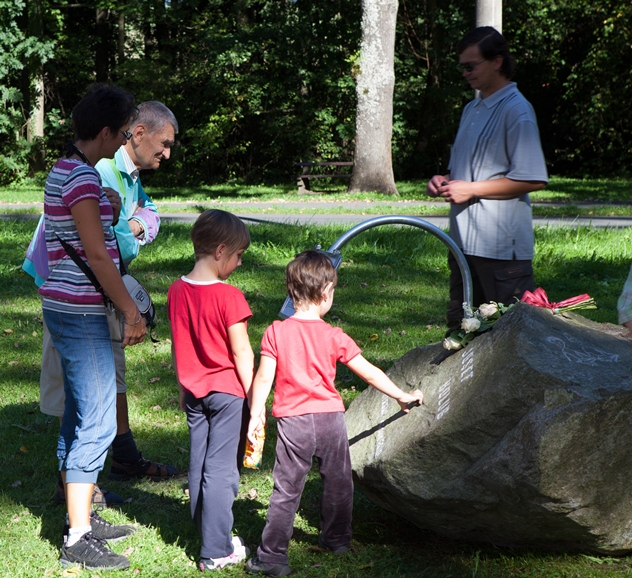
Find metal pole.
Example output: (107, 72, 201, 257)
(327, 215, 474, 318)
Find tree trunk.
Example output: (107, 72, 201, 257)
(118, 13, 125, 64)
(25, 0, 46, 174)
(348, 0, 398, 195)
(95, 8, 110, 82)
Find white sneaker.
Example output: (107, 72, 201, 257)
(198, 537, 249, 572)
(232, 536, 250, 560)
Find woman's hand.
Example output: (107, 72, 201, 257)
(121, 310, 147, 347)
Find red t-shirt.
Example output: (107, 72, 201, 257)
(260, 317, 362, 418)
(167, 277, 252, 399)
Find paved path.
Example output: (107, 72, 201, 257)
(2, 200, 631, 229)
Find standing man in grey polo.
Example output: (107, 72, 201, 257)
(426, 26, 548, 332)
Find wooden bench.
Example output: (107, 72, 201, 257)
(296, 161, 354, 194)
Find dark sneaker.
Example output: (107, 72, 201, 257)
(60, 531, 129, 570)
(318, 533, 350, 555)
(53, 481, 125, 507)
(63, 509, 135, 544)
(108, 452, 178, 481)
(245, 556, 291, 576)
(89, 509, 136, 543)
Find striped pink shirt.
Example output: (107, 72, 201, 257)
(39, 158, 119, 314)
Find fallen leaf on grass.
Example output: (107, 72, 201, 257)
(383, 327, 392, 335)
(9, 360, 18, 366)
(3, 328, 13, 334)
(149, 377, 161, 383)
(177, 446, 189, 454)
(20, 446, 29, 453)
(11, 480, 21, 487)
(62, 567, 81, 576)
(369, 334, 378, 342)
(122, 547, 135, 556)
(152, 405, 162, 411)
(248, 488, 258, 500)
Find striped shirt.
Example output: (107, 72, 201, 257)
(39, 158, 119, 315)
(448, 83, 548, 260)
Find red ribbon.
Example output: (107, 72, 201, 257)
(521, 287, 592, 311)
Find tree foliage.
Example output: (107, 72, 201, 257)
(0, 0, 54, 183)
(2, 0, 631, 185)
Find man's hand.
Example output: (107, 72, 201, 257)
(436, 179, 477, 204)
(426, 175, 449, 198)
(103, 187, 121, 225)
(128, 218, 144, 237)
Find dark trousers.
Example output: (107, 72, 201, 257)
(257, 412, 353, 565)
(447, 252, 534, 332)
(185, 390, 248, 559)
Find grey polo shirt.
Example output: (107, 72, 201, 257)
(448, 82, 548, 260)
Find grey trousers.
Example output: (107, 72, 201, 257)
(186, 390, 248, 559)
(258, 412, 353, 565)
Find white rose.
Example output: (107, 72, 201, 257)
(478, 303, 498, 319)
(461, 317, 481, 333)
(443, 337, 463, 350)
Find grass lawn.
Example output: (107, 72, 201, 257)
(1, 215, 632, 577)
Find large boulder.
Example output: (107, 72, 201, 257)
(345, 303, 632, 554)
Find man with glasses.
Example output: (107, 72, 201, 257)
(426, 27, 548, 333)
(24, 101, 180, 504)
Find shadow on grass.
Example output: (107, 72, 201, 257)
(0, 401, 203, 556)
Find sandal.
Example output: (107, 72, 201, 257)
(108, 452, 178, 482)
(52, 481, 125, 506)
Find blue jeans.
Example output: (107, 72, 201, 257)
(43, 309, 117, 484)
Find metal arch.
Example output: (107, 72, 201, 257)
(327, 215, 474, 318)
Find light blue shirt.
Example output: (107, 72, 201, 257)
(448, 83, 548, 260)
(96, 148, 160, 265)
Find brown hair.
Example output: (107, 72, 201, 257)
(190, 209, 250, 260)
(286, 249, 337, 308)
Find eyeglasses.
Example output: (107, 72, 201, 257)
(456, 60, 487, 73)
(120, 130, 132, 140)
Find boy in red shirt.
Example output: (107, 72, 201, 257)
(245, 250, 424, 577)
(167, 209, 253, 572)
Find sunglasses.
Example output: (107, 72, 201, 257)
(456, 60, 487, 73)
(120, 130, 132, 140)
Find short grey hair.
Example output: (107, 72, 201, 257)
(131, 101, 178, 135)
